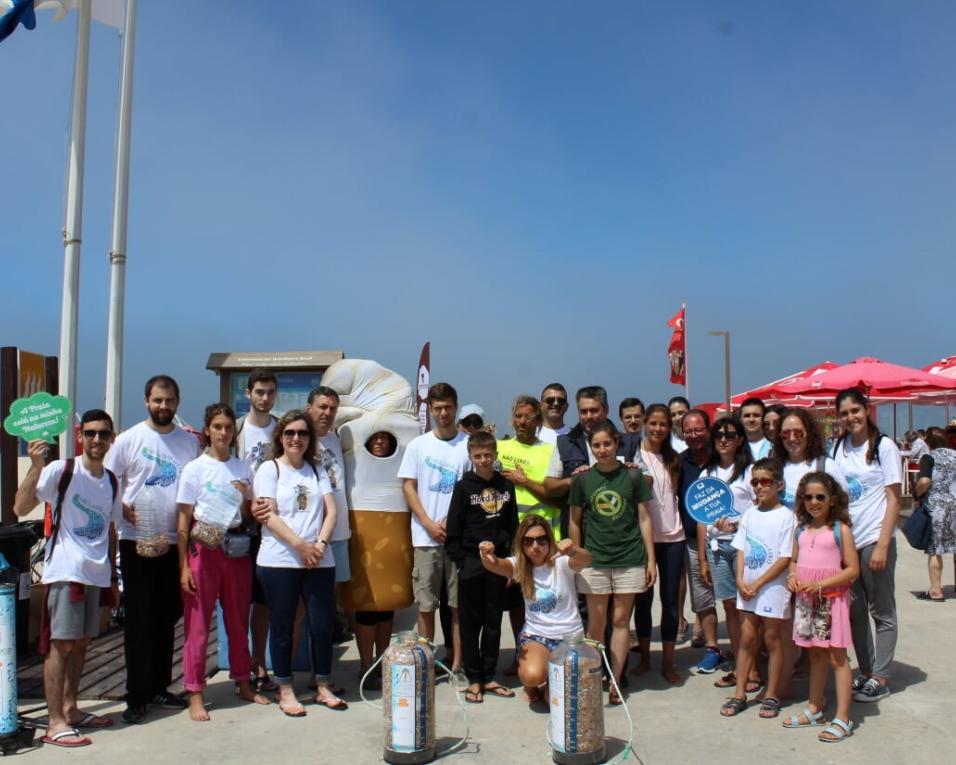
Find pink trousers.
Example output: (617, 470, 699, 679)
(181, 543, 252, 692)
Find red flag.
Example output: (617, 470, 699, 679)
(667, 308, 686, 385)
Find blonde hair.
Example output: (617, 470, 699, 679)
(512, 515, 557, 601)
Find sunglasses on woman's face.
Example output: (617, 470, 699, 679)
(715, 431, 739, 441)
(282, 429, 310, 440)
(522, 534, 550, 547)
(803, 493, 828, 503)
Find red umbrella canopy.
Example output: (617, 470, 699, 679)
(923, 356, 956, 380)
(731, 361, 839, 404)
(781, 357, 956, 399)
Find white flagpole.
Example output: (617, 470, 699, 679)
(58, 0, 92, 457)
(683, 302, 690, 402)
(105, 0, 136, 426)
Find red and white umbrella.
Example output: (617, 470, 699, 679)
(780, 357, 956, 401)
(923, 356, 956, 380)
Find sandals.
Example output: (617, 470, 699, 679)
(759, 697, 781, 719)
(314, 694, 348, 711)
(464, 686, 483, 704)
(71, 713, 114, 729)
(916, 591, 945, 602)
(713, 672, 736, 688)
(608, 687, 624, 706)
(278, 702, 307, 718)
(720, 697, 748, 717)
(482, 683, 515, 698)
(41, 729, 91, 748)
(819, 718, 853, 742)
(783, 708, 827, 728)
(254, 674, 279, 693)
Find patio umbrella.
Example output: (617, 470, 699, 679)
(923, 356, 956, 380)
(729, 361, 839, 406)
(780, 357, 956, 400)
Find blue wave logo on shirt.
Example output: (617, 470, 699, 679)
(528, 585, 557, 614)
(846, 475, 864, 502)
(141, 447, 178, 487)
(744, 534, 770, 569)
(424, 457, 457, 494)
(782, 489, 795, 510)
(71, 493, 105, 540)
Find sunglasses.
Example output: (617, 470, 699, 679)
(781, 429, 806, 440)
(282, 428, 310, 439)
(714, 431, 739, 441)
(802, 493, 829, 503)
(750, 477, 777, 488)
(82, 429, 112, 440)
(522, 534, 550, 547)
(543, 397, 567, 406)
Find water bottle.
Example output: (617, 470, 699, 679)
(0, 554, 19, 738)
(191, 481, 243, 549)
(135, 484, 170, 557)
(548, 632, 605, 765)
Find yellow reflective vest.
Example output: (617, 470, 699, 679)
(496, 438, 561, 539)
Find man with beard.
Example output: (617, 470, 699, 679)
(538, 383, 571, 446)
(106, 376, 200, 724)
(619, 398, 645, 439)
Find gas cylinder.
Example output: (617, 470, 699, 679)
(0, 554, 19, 738)
(381, 631, 436, 764)
(548, 632, 605, 765)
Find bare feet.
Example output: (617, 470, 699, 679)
(188, 692, 210, 722)
(661, 665, 680, 684)
(630, 659, 651, 676)
(236, 679, 270, 706)
(523, 685, 545, 703)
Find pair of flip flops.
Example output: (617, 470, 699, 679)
(916, 591, 945, 602)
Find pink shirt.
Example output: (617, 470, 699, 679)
(640, 449, 686, 544)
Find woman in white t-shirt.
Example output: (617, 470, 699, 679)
(633, 403, 685, 683)
(251, 410, 342, 716)
(831, 388, 902, 703)
(771, 409, 848, 510)
(176, 403, 270, 721)
(478, 515, 591, 703)
(696, 416, 758, 687)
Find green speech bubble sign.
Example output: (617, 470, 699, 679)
(3, 392, 72, 444)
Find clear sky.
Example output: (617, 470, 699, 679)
(2, 1, 955, 433)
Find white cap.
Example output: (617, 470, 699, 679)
(457, 404, 485, 423)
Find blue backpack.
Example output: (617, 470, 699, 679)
(795, 520, 842, 552)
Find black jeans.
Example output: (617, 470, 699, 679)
(457, 570, 507, 684)
(119, 541, 183, 706)
(634, 541, 685, 643)
(257, 565, 335, 683)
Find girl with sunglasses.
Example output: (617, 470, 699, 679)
(785, 473, 859, 742)
(771, 409, 848, 511)
(697, 417, 758, 686)
(251, 410, 342, 716)
(479, 515, 591, 703)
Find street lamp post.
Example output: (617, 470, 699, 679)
(709, 330, 731, 414)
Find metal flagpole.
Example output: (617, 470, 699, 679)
(105, 0, 136, 426)
(683, 302, 689, 402)
(58, 0, 92, 457)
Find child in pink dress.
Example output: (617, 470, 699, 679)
(785, 472, 861, 743)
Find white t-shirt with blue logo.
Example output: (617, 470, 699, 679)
(732, 505, 796, 618)
(507, 554, 582, 640)
(781, 457, 848, 511)
(36, 459, 123, 587)
(832, 437, 902, 549)
(397, 431, 471, 547)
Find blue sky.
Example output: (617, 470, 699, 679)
(2, 1, 955, 433)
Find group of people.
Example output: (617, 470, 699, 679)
(13, 368, 939, 749)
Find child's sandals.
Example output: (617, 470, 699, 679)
(819, 718, 853, 743)
(783, 708, 827, 728)
(758, 697, 781, 719)
(720, 696, 748, 717)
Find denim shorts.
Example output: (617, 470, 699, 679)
(707, 539, 738, 602)
(517, 631, 562, 653)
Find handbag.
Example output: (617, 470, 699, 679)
(901, 502, 932, 551)
(221, 529, 252, 558)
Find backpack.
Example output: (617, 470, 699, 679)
(47, 459, 119, 561)
(234, 414, 278, 458)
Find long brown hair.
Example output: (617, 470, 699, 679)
(643, 403, 681, 487)
(794, 471, 851, 529)
(512, 514, 557, 601)
(268, 409, 317, 464)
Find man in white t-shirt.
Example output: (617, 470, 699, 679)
(14, 409, 123, 747)
(233, 368, 277, 690)
(104, 375, 200, 725)
(740, 397, 772, 460)
(398, 382, 471, 671)
(538, 383, 571, 446)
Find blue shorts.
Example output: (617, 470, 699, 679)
(517, 631, 561, 653)
(707, 539, 738, 602)
(331, 540, 351, 583)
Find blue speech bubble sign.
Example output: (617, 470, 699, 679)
(684, 476, 736, 525)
